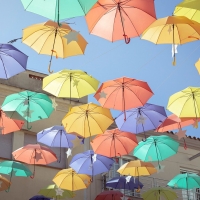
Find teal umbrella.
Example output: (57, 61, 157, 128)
(168, 173, 200, 200)
(133, 135, 179, 169)
(20, 0, 97, 22)
(1, 90, 54, 129)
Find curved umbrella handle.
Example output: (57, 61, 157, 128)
(123, 35, 130, 44)
(48, 62, 54, 74)
(5, 187, 10, 193)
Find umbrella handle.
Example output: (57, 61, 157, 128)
(5, 188, 10, 193)
(123, 35, 130, 44)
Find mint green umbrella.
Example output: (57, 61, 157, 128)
(133, 135, 179, 168)
(21, 0, 97, 22)
(1, 90, 54, 129)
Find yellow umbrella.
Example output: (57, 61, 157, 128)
(0, 175, 11, 191)
(174, 0, 200, 23)
(22, 21, 88, 72)
(62, 103, 114, 138)
(167, 87, 200, 128)
(195, 59, 200, 74)
(141, 16, 200, 65)
(52, 168, 91, 191)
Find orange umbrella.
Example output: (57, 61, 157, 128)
(91, 128, 138, 157)
(94, 77, 153, 120)
(12, 144, 57, 178)
(0, 110, 24, 135)
(85, 0, 156, 43)
(0, 175, 11, 191)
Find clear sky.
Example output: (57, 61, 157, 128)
(1, 0, 200, 137)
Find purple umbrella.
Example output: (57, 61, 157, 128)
(0, 44, 28, 79)
(115, 103, 167, 139)
(29, 195, 50, 200)
(69, 150, 114, 177)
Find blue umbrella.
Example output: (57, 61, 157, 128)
(115, 103, 167, 139)
(69, 150, 114, 177)
(29, 195, 50, 200)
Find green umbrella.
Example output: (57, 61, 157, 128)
(167, 173, 200, 200)
(20, 0, 97, 22)
(133, 135, 179, 169)
(1, 90, 54, 129)
(39, 184, 75, 199)
(142, 187, 178, 200)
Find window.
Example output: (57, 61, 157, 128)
(0, 133, 13, 159)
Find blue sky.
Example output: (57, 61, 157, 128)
(1, 0, 200, 137)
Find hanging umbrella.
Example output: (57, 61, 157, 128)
(91, 128, 138, 157)
(0, 43, 28, 79)
(115, 103, 167, 139)
(0, 109, 24, 134)
(12, 144, 57, 178)
(39, 184, 75, 199)
(85, 0, 156, 43)
(0, 175, 11, 191)
(95, 190, 123, 200)
(69, 150, 114, 177)
(43, 69, 99, 105)
(195, 59, 200, 74)
(22, 21, 87, 73)
(167, 87, 200, 128)
(29, 195, 50, 200)
(94, 77, 153, 120)
(1, 90, 54, 129)
(62, 103, 114, 138)
(141, 16, 200, 65)
(21, 0, 98, 21)
(168, 173, 200, 200)
(52, 168, 91, 191)
(142, 187, 178, 200)
(174, 0, 200, 23)
(133, 135, 179, 169)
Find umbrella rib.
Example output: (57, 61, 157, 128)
(0, 55, 8, 79)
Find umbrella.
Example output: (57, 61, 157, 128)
(69, 150, 114, 177)
(195, 59, 200, 74)
(167, 87, 200, 128)
(174, 0, 200, 23)
(168, 173, 200, 199)
(0, 43, 28, 79)
(0, 109, 24, 134)
(133, 135, 179, 169)
(141, 16, 200, 65)
(12, 144, 57, 178)
(62, 103, 114, 138)
(39, 184, 75, 199)
(1, 90, 54, 129)
(29, 195, 50, 200)
(94, 77, 153, 120)
(22, 21, 87, 73)
(142, 187, 178, 200)
(0, 175, 11, 191)
(52, 168, 91, 191)
(115, 103, 167, 139)
(21, 0, 98, 21)
(95, 191, 123, 200)
(85, 0, 156, 43)
(91, 128, 138, 157)
(43, 69, 99, 104)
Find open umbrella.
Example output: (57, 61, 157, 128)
(95, 190, 123, 200)
(0, 44, 28, 79)
(1, 90, 54, 129)
(91, 128, 138, 157)
(0, 175, 11, 192)
(94, 77, 153, 120)
(85, 0, 156, 43)
(53, 168, 91, 191)
(29, 195, 50, 200)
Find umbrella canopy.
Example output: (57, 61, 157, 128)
(94, 77, 153, 119)
(106, 176, 143, 190)
(21, 0, 98, 21)
(0, 175, 11, 191)
(174, 0, 200, 23)
(142, 187, 178, 200)
(91, 128, 138, 157)
(39, 184, 75, 199)
(0, 109, 24, 134)
(86, 0, 156, 43)
(43, 69, 99, 99)
(0, 44, 28, 79)
(52, 168, 91, 191)
(195, 59, 200, 74)
(1, 90, 54, 129)
(62, 103, 114, 138)
(115, 103, 167, 139)
(69, 150, 114, 176)
(29, 195, 50, 200)
(95, 191, 123, 200)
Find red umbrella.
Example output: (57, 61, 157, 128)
(95, 191, 123, 200)
(91, 128, 138, 157)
